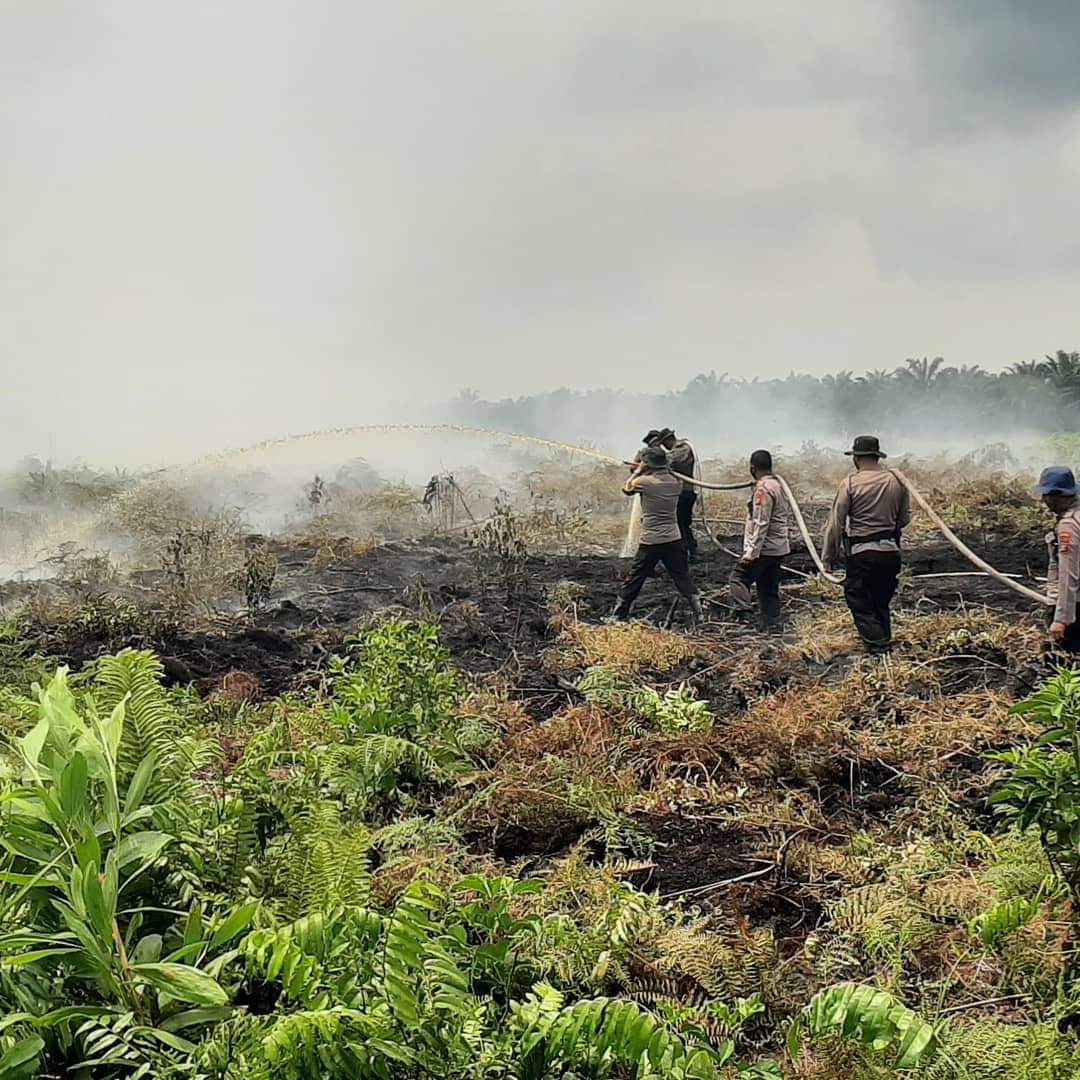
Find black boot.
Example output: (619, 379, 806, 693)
(688, 595, 704, 632)
(611, 601, 632, 622)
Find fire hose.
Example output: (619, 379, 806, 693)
(686, 467, 1052, 606)
(182, 421, 1052, 609)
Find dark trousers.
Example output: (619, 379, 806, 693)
(844, 551, 901, 653)
(729, 556, 783, 629)
(677, 490, 698, 557)
(616, 540, 697, 616)
(1050, 618, 1080, 655)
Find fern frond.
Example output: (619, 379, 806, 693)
(382, 879, 444, 1027)
(788, 982, 938, 1069)
(969, 896, 1042, 947)
(261, 1008, 412, 1079)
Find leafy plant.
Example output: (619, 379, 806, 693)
(990, 670, 1080, 891)
(331, 619, 462, 739)
(0, 667, 245, 1075)
(469, 498, 529, 594)
(787, 982, 938, 1069)
(632, 685, 712, 735)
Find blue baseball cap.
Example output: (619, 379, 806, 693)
(1034, 466, 1079, 496)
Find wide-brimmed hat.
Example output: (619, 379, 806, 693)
(642, 429, 662, 445)
(1034, 465, 1079, 496)
(844, 435, 887, 459)
(639, 446, 669, 469)
(655, 427, 676, 441)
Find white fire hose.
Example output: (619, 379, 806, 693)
(641, 461, 1052, 608)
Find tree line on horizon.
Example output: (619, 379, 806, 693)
(445, 351, 1080, 449)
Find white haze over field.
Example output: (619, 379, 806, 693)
(3, 2, 1080, 471)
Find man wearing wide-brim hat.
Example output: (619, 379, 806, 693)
(822, 436, 911, 654)
(1035, 465, 1080, 654)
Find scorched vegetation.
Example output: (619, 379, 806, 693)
(0, 444, 1078, 1078)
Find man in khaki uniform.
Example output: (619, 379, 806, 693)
(822, 436, 911, 654)
(614, 446, 704, 627)
(729, 449, 790, 632)
(1035, 466, 1080, 654)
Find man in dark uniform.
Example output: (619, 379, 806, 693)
(1036, 466, 1080, 654)
(614, 446, 704, 628)
(656, 428, 698, 558)
(822, 436, 911, 654)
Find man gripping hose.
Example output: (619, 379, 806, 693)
(613, 446, 704, 629)
(656, 428, 699, 558)
(822, 436, 911, 655)
(729, 449, 790, 632)
(1036, 466, 1080, 654)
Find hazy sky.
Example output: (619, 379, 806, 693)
(3, 1, 1080, 464)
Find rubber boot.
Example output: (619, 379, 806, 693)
(688, 595, 704, 632)
(610, 600, 632, 623)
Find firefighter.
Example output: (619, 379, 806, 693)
(1035, 466, 1080, 654)
(822, 436, 911, 654)
(613, 445, 704, 628)
(630, 429, 663, 466)
(729, 449, 790, 632)
(656, 428, 699, 558)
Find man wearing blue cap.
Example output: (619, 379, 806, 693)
(1035, 466, 1080, 653)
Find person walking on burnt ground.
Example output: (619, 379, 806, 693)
(822, 436, 911, 655)
(656, 428, 699, 559)
(613, 446, 704, 629)
(729, 449, 790, 633)
(1036, 466, 1080, 655)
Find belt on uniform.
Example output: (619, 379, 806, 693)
(844, 528, 900, 554)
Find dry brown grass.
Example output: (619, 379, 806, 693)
(891, 607, 1043, 661)
(499, 704, 622, 762)
(860, 690, 1035, 775)
(789, 604, 859, 662)
(546, 620, 703, 674)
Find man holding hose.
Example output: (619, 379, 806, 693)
(1036, 466, 1080, 654)
(613, 446, 704, 628)
(730, 449, 790, 632)
(656, 428, 698, 558)
(822, 436, 910, 654)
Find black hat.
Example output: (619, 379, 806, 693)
(845, 435, 887, 459)
(655, 427, 676, 441)
(642, 429, 662, 444)
(640, 446, 669, 468)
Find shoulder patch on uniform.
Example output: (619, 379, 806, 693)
(754, 490, 766, 504)
(1062, 529, 1074, 554)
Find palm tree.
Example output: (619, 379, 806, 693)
(1008, 360, 1043, 377)
(895, 356, 946, 388)
(1041, 350, 1080, 404)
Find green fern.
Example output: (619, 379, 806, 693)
(382, 880, 443, 1028)
(514, 983, 730, 1079)
(969, 896, 1042, 947)
(787, 982, 938, 1069)
(261, 1008, 412, 1079)
(324, 733, 445, 808)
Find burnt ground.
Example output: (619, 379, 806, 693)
(1, 526, 1064, 945)
(5, 528, 1050, 698)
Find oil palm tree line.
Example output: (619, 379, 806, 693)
(448, 351, 1080, 444)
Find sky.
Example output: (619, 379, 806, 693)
(3, 1, 1080, 465)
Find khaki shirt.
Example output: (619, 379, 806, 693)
(624, 469, 682, 545)
(822, 469, 911, 565)
(1047, 506, 1080, 626)
(742, 475, 791, 559)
